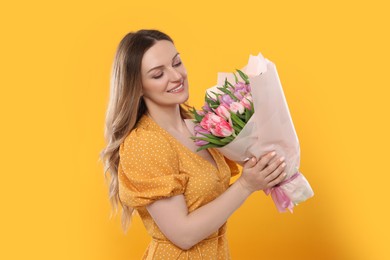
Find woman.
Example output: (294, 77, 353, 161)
(100, 29, 287, 259)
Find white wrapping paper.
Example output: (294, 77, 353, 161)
(211, 53, 314, 212)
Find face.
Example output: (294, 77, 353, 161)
(140, 40, 189, 111)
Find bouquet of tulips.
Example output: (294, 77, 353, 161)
(189, 53, 314, 213)
(189, 69, 254, 151)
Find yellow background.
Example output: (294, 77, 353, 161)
(1, 0, 389, 259)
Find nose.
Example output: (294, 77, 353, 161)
(168, 67, 183, 82)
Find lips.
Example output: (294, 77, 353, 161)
(167, 82, 184, 93)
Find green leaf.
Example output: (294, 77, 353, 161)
(219, 136, 235, 143)
(196, 143, 220, 152)
(236, 69, 249, 80)
(191, 106, 198, 114)
(217, 87, 230, 94)
(224, 77, 229, 88)
(217, 86, 239, 101)
(194, 111, 203, 123)
(245, 108, 250, 122)
(189, 106, 201, 123)
(217, 86, 230, 92)
(210, 91, 221, 101)
(237, 113, 246, 120)
(233, 72, 238, 83)
(226, 81, 234, 88)
(194, 136, 225, 145)
(232, 124, 242, 133)
(206, 91, 216, 101)
(236, 69, 250, 84)
(199, 132, 223, 140)
(230, 112, 246, 128)
(201, 132, 233, 141)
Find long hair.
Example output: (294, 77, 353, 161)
(99, 29, 193, 234)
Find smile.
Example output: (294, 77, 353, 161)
(167, 84, 184, 93)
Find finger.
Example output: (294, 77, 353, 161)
(262, 156, 285, 176)
(267, 170, 287, 188)
(265, 161, 286, 182)
(243, 157, 257, 170)
(254, 151, 276, 172)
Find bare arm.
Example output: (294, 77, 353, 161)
(146, 151, 287, 250)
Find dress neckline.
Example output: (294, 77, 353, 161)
(141, 114, 220, 173)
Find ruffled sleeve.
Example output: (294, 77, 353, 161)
(223, 156, 241, 177)
(118, 128, 189, 208)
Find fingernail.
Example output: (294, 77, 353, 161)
(283, 172, 287, 177)
(271, 151, 276, 156)
(281, 162, 286, 167)
(279, 156, 285, 162)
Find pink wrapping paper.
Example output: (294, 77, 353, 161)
(208, 53, 314, 212)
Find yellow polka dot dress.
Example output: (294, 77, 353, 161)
(118, 114, 240, 259)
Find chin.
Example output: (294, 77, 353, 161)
(174, 86, 189, 103)
(176, 95, 189, 105)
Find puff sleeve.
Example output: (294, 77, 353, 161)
(118, 128, 189, 208)
(223, 156, 241, 177)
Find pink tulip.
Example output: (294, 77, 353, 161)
(194, 125, 211, 146)
(194, 134, 209, 146)
(197, 109, 206, 116)
(230, 102, 245, 114)
(234, 90, 244, 100)
(200, 113, 219, 131)
(234, 82, 247, 93)
(194, 125, 210, 135)
(200, 113, 233, 137)
(219, 94, 234, 108)
(215, 105, 231, 120)
(245, 94, 253, 102)
(240, 94, 253, 110)
(202, 102, 212, 112)
(213, 123, 234, 137)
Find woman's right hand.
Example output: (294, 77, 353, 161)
(237, 151, 287, 194)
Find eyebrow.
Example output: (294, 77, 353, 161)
(147, 53, 180, 73)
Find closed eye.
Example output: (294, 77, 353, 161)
(152, 61, 182, 79)
(173, 61, 182, 67)
(153, 73, 163, 79)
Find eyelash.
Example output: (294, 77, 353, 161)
(153, 61, 182, 79)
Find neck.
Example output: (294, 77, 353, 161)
(146, 105, 187, 133)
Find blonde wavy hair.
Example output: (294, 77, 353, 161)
(99, 29, 193, 234)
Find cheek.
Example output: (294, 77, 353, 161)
(142, 79, 168, 97)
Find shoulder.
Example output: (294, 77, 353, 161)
(119, 115, 176, 162)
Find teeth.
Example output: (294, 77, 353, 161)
(168, 84, 183, 93)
